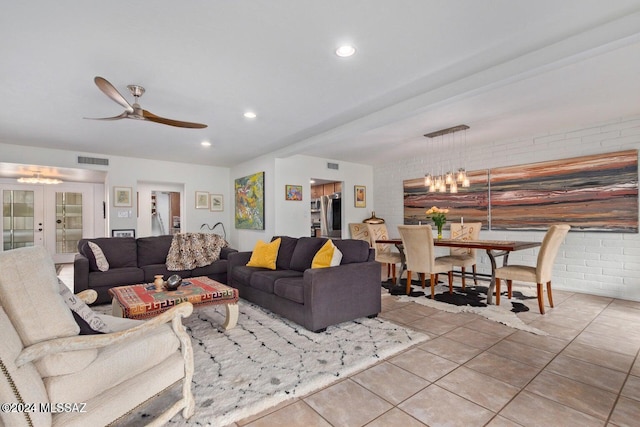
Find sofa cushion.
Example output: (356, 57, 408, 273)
(289, 237, 327, 272)
(80, 237, 138, 271)
(271, 235, 299, 270)
(231, 265, 263, 285)
(246, 238, 281, 270)
(249, 270, 303, 294)
(137, 235, 173, 267)
(333, 239, 371, 264)
(192, 259, 228, 277)
(140, 265, 192, 283)
(88, 267, 145, 289)
(273, 277, 305, 304)
(311, 239, 343, 268)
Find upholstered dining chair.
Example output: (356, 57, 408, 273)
(495, 224, 570, 314)
(438, 222, 482, 289)
(366, 223, 402, 284)
(349, 223, 370, 242)
(397, 225, 454, 298)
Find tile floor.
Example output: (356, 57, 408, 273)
(60, 265, 640, 426)
(233, 281, 640, 427)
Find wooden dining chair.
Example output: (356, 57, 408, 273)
(397, 225, 453, 298)
(438, 222, 482, 289)
(366, 223, 402, 284)
(495, 224, 570, 314)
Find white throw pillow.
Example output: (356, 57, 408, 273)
(58, 280, 111, 333)
(88, 241, 109, 272)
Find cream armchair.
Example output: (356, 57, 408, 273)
(0, 246, 195, 427)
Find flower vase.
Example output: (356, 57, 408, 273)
(437, 223, 443, 239)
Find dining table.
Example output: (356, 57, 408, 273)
(375, 237, 541, 304)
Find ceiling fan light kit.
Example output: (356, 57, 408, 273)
(85, 76, 207, 129)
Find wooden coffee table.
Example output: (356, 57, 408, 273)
(109, 276, 239, 329)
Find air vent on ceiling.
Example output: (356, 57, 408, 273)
(77, 156, 109, 166)
(327, 162, 339, 170)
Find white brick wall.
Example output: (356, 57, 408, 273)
(373, 115, 640, 301)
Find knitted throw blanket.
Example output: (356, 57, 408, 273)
(166, 233, 228, 271)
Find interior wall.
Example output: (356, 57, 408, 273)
(0, 142, 232, 241)
(373, 115, 640, 301)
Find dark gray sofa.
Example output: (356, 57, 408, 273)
(228, 236, 381, 332)
(74, 235, 237, 304)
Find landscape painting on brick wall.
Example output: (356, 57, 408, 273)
(403, 170, 489, 229)
(490, 150, 638, 232)
(234, 171, 265, 230)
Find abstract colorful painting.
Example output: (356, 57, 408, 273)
(234, 172, 265, 230)
(490, 150, 638, 231)
(403, 170, 489, 229)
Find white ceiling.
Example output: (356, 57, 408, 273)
(1, 1, 640, 173)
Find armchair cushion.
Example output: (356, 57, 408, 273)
(44, 322, 180, 404)
(0, 247, 79, 346)
(0, 307, 52, 427)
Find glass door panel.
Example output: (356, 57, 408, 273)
(55, 192, 83, 254)
(3, 190, 35, 250)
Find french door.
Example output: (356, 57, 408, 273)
(2, 182, 101, 263)
(2, 186, 44, 250)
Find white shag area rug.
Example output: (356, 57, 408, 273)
(111, 299, 428, 427)
(396, 282, 548, 335)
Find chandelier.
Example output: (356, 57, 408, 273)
(423, 124, 470, 193)
(17, 172, 63, 185)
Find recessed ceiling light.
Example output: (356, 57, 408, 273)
(335, 45, 356, 57)
(243, 112, 257, 119)
(201, 141, 211, 147)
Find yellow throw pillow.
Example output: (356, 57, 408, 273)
(311, 239, 343, 269)
(246, 238, 281, 270)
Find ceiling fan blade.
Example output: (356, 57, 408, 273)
(142, 110, 207, 129)
(94, 76, 134, 113)
(84, 112, 128, 121)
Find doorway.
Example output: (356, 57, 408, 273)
(151, 191, 181, 235)
(1, 181, 104, 263)
(137, 181, 184, 237)
(310, 179, 342, 238)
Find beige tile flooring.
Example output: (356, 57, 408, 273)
(60, 265, 640, 426)
(233, 281, 640, 427)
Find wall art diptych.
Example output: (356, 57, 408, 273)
(403, 170, 489, 228)
(403, 150, 638, 233)
(490, 150, 638, 232)
(234, 172, 265, 230)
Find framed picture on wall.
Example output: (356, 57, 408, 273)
(112, 229, 135, 238)
(195, 191, 209, 209)
(113, 186, 132, 207)
(354, 185, 366, 208)
(210, 194, 223, 211)
(285, 185, 303, 201)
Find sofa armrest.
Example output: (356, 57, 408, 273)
(303, 261, 381, 331)
(16, 302, 194, 367)
(220, 246, 239, 260)
(227, 251, 253, 284)
(73, 253, 90, 293)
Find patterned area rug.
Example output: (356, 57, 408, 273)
(110, 299, 428, 427)
(385, 279, 547, 335)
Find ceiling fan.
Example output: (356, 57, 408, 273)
(85, 76, 207, 129)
